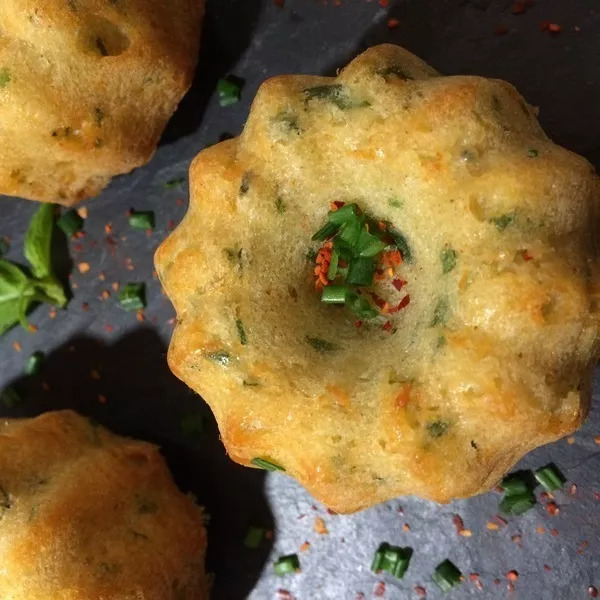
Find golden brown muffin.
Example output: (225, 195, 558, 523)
(0, 410, 208, 599)
(155, 44, 600, 513)
(0, 0, 204, 205)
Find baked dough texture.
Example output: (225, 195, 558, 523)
(156, 45, 600, 513)
(0, 0, 204, 205)
(0, 411, 208, 599)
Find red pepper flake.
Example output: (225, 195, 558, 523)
(494, 515, 508, 527)
(326, 508, 338, 515)
(546, 502, 559, 516)
(378, 0, 389, 6)
(495, 24, 509, 35)
(507, 571, 518, 582)
(522, 250, 533, 261)
(81, 303, 90, 312)
(49, 307, 57, 319)
(403, 523, 411, 532)
(550, 528, 559, 537)
(382, 321, 392, 332)
(469, 573, 480, 582)
(594, 492, 600, 502)
(567, 436, 575, 445)
(540, 21, 561, 34)
(273, 0, 285, 7)
(78, 261, 91, 274)
(589, 586, 599, 598)
(511, 534, 522, 546)
(299, 541, 310, 552)
(28, 324, 38, 333)
(388, 295, 410, 314)
(104, 324, 114, 333)
(494, 578, 501, 585)
(415, 586, 427, 597)
(41, 381, 51, 392)
(12, 341, 22, 352)
(104, 223, 113, 235)
(511, 0, 534, 15)
(543, 564, 552, 572)
(277, 590, 295, 600)
(594, 436, 600, 445)
(569, 484, 577, 496)
(354, 320, 363, 328)
(97, 393, 107, 404)
(387, 17, 399, 29)
(167, 219, 176, 231)
(452, 514, 465, 534)
(314, 517, 329, 535)
(536, 525, 546, 535)
(392, 279, 406, 292)
(373, 581, 386, 597)
(73, 243, 84, 253)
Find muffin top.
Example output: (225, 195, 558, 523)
(0, 410, 207, 599)
(156, 44, 600, 513)
(0, 0, 203, 204)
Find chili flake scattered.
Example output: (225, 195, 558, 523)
(414, 586, 427, 597)
(506, 570, 518, 582)
(314, 517, 329, 535)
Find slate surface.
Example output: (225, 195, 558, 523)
(1, 1, 599, 599)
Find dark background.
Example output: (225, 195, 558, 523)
(1, 1, 599, 598)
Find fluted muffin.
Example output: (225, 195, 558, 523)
(0, 0, 204, 204)
(0, 410, 208, 599)
(155, 44, 600, 513)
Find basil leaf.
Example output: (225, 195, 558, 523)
(0, 259, 36, 335)
(35, 276, 67, 308)
(24, 203, 54, 279)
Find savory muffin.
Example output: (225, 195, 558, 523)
(0, 410, 208, 599)
(0, 0, 204, 205)
(155, 44, 600, 513)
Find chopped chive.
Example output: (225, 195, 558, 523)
(534, 465, 565, 492)
(500, 474, 530, 496)
(306, 336, 338, 353)
(276, 197, 286, 214)
(205, 351, 231, 367)
(251, 457, 286, 472)
(430, 297, 450, 327)
(346, 291, 378, 319)
(217, 77, 242, 107)
(321, 284, 348, 304)
(236, 319, 248, 345)
(388, 198, 404, 209)
(164, 177, 185, 189)
(347, 257, 375, 286)
(57, 210, 84, 236)
(499, 491, 536, 515)
(490, 213, 515, 231)
(311, 221, 340, 242)
(328, 203, 358, 224)
(441, 247, 457, 274)
(180, 413, 204, 438)
(306, 248, 318, 262)
(371, 543, 412, 579)
(527, 149, 539, 158)
(427, 420, 450, 438)
(387, 226, 412, 263)
(433, 559, 462, 592)
(327, 249, 339, 280)
(304, 84, 354, 110)
(129, 211, 155, 230)
(1, 387, 21, 408)
(356, 229, 388, 258)
(338, 217, 362, 248)
(244, 526, 265, 549)
(274, 554, 301, 576)
(117, 283, 146, 312)
(25, 351, 44, 376)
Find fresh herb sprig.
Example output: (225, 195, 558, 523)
(0, 204, 67, 336)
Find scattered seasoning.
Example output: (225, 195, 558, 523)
(57, 210, 84, 236)
(243, 526, 265, 549)
(387, 17, 399, 28)
(589, 586, 599, 598)
(273, 554, 301, 576)
(78, 262, 91, 274)
(304, 84, 363, 110)
(299, 541, 310, 552)
(217, 77, 242, 107)
(24, 351, 44, 376)
(527, 149, 539, 158)
(12, 341, 22, 352)
(251, 457, 286, 472)
(506, 570, 519, 582)
(371, 543, 413, 579)
(373, 581, 386, 597)
(440, 247, 457, 274)
(314, 517, 329, 535)
(276, 197, 286, 214)
(129, 211, 155, 231)
(414, 586, 427, 597)
(117, 283, 146, 311)
(432, 560, 462, 592)
(426, 420, 449, 438)
(164, 177, 185, 189)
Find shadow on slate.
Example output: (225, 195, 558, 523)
(160, 0, 264, 145)
(0, 327, 274, 600)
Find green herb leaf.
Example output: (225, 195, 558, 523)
(164, 177, 185, 189)
(218, 77, 242, 107)
(427, 420, 450, 438)
(346, 291, 378, 319)
(387, 226, 413, 263)
(306, 336, 338, 353)
(304, 84, 369, 110)
(273, 554, 300, 576)
(534, 465, 565, 492)
(34, 276, 67, 308)
(490, 213, 515, 231)
(527, 149, 539, 158)
(430, 297, 450, 327)
(388, 198, 404, 209)
(129, 211, 155, 231)
(0, 259, 37, 334)
(347, 257, 375, 286)
(252, 457, 286, 472)
(275, 197, 286, 214)
(25, 204, 54, 279)
(117, 283, 146, 312)
(25, 351, 45, 376)
(499, 490, 536, 515)
(321, 284, 349, 304)
(57, 210, 84, 237)
(432, 559, 463, 592)
(441, 247, 457, 274)
(377, 65, 414, 81)
(500, 474, 530, 496)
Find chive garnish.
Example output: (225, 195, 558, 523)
(534, 465, 565, 492)
(432, 559, 463, 592)
(499, 491, 536, 515)
(427, 420, 449, 438)
(25, 351, 44, 376)
(217, 77, 242, 107)
(117, 283, 146, 311)
(275, 197, 286, 214)
(500, 474, 530, 496)
(441, 247, 457, 274)
(0, 68, 11, 87)
(164, 177, 185, 189)
(312, 221, 340, 242)
(321, 284, 349, 304)
(371, 543, 412, 579)
(490, 213, 515, 231)
(236, 319, 248, 345)
(252, 457, 286, 472)
(244, 526, 265, 549)
(129, 211, 155, 230)
(306, 336, 338, 353)
(527, 149, 539, 158)
(205, 351, 231, 367)
(274, 554, 301, 576)
(57, 210, 84, 236)
(346, 257, 375, 286)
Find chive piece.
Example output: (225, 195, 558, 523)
(430, 297, 450, 327)
(129, 211, 155, 230)
(490, 213, 515, 231)
(276, 197, 286, 214)
(25, 351, 44, 376)
(312, 221, 340, 242)
(441, 247, 457, 274)
(388, 198, 404, 209)
(534, 465, 565, 492)
(499, 491, 536, 515)
(527, 149, 539, 158)
(346, 291, 378, 319)
(387, 227, 412, 263)
(306, 336, 338, 353)
(274, 554, 301, 576)
(304, 84, 353, 110)
(205, 351, 231, 367)
(433, 559, 462, 592)
(57, 210, 84, 236)
(338, 216, 362, 248)
(328, 203, 358, 224)
(327, 249, 339, 280)
(0, 68, 11, 87)
(500, 474, 529, 496)
(356, 229, 388, 258)
(1, 387, 21, 408)
(117, 283, 145, 312)
(347, 257, 375, 286)
(427, 420, 449, 438)
(217, 77, 242, 107)
(236, 319, 248, 345)
(371, 543, 413, 579)
(164, 177, 185, 189)
(252, 457, 286, 472)
(180, 414, 204, 438)
(321, 284, 348, 304)
(244, 526, 265, 549)
(306, 248, 318, 262)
